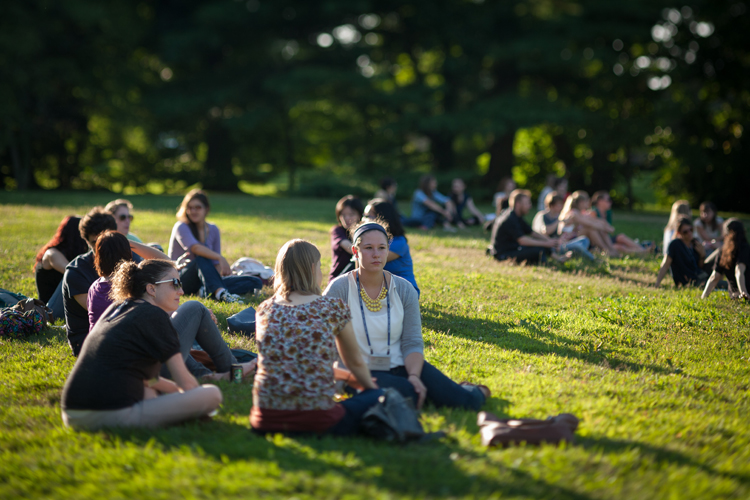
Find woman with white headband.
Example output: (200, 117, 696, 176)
(324, 219, 490, 411)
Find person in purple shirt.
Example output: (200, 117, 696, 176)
(329, 195, 364, 284)
(89, 230, 256, 381)
(168, 189, 261, 303)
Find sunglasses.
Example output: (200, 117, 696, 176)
(153, 278, 183, 290)
(117, 214, 134, 222)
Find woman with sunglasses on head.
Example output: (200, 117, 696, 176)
(363, 199, 420, 297)
(251, 239, 381, 435)
(105, 199, 143, 243)
(61, 259, 223, 430)
(324, 220, 490, 411)
(701, 219, 750, 301)
(87, 231, 256, 382)
(168, 189, 262, 303)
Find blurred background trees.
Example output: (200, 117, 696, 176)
(1, 0, 748, 211)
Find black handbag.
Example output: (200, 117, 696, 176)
(360, 388, 444, 443)
(226, 306, 256, 335)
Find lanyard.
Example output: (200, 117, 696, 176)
(356, 271, 390, 356)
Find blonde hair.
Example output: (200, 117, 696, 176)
(509, 189, 531, 209)
(104, 199, 134, 214)
(666, 199, 691, 232)
(273, 239, 321, 299)
(560, 190, 590, 219)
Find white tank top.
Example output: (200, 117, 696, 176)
(346, 272, 405, 368)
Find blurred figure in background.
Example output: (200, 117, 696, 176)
(404, 175, 456, 231)
(663, 200, 691, 257)
(591, 191, 651, 254)
(655, 217, 706, 288)
(702, 218, 750, 300)
(449, 178, 485, 228)
(329, 195, 364, 283)
(537, 174, 558, 212)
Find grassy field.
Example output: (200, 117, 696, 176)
(1, 191, 749, 500)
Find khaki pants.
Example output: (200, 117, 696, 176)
(62, 385, 222, 430)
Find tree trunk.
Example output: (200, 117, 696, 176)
(483, 130, 516, 191)
(427, 131, 455, 172)
(202, 121, 237, 191)
(10, 130, 33, 190)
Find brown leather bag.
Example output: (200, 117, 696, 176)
(477, 411, 579, 447)
(11, 298, 53, 326)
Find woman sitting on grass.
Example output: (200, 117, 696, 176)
(364, 199, 420, 297)
(663, 200, 691, 257)
(325, 220, 490, 411)
(34, 215, 89, 319)
(694, 201, 724, 251)
(88, 231, 256, 382)
(405, 174, 457, 231)
(250, 239, 381, 435)
(61, 259, 222, 430)
(329, 195, 364, 283)
(168, 189, 262, 303)
(591, 191, 651, 254)
(701, 219, 750, 301)
(558, 191, 619, 257)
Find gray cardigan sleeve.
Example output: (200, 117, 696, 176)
(323, 273, 424, 359)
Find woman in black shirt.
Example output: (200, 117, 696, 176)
(701, 219, 750, 300)
(61, 259, 222, 430)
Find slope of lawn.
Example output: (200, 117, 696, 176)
(1, 191, 748, 499)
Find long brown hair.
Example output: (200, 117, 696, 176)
(273, 240, 321, 299)
(176, 189, 211, 242)
(418, 174, 436, 198)
(699, 201, 719, 232)
(34, 216, 88, 267)
(719, 218, 748, 269)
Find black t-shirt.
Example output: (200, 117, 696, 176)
(714, 243, 750, 295)
(667, 239, 699, 286)
(35, 265, 63, 304)
(62, 300, 181, 411)
(491, 209, 533, 255)
(63, 251, 98, 354)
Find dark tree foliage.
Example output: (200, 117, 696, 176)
(0, 0, 747, 211)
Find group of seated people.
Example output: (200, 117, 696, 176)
(43, 190, 489, 433)
(657, 200, 748, 299)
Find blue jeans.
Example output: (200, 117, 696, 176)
(403, 209, 444, 229)
(180, 257, 262, 297)
(327, 389, 384, 436)
(561, 236, 595, 261)
(47, 281, 65, 322)
(369, 362, 485, 411)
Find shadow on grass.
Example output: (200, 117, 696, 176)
(578, 435, 750, 486)
(111, 418, 595, 499)
(422, 307, 675, 376)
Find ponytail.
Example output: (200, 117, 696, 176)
(109, 259, 176, 302)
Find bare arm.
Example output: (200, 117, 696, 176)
(43, 248, 69, 273)
(146, 376, 181, 394)
(335, 322, 378, 390)
(701, 271, 723, 299)
(655, 255, 673, 288)
(164, 353, 200, 391)
(129, 240, 169, 260)
(573, 212, 614, 233)
(517, 235, 557, 248)
(465, 198, 485, 222)
(422, 198, 451, 217)
(340, 239, 353, 254)
(735, 263, 747, 298)
(74, 293, 87, 309)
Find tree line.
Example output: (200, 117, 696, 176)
(1, 0, 748, 211)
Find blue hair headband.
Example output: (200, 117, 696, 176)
(352, 222, 388, 244)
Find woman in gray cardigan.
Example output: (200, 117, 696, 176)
(324, 220, 489, 411)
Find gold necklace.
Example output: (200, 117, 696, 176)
(360, 279, 388, 312)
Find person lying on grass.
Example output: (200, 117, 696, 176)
(61, 259, 222, 430)
(329, 195, 364, 284)
(87, 230, 256, 382)
(325, 219, 490, 411)
(591, 191, 651, 254)
(168, 189, 262, 304)
(63, 207, 170, 356)
(655, 217, 706, 289)
(701, 218, 750, 301)
(489, 189, 566, 265)
(250, 239, 382, 435)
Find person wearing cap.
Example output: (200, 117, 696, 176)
(324, 219, 490, 411)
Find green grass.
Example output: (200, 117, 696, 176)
(1, 192, 749, 500)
